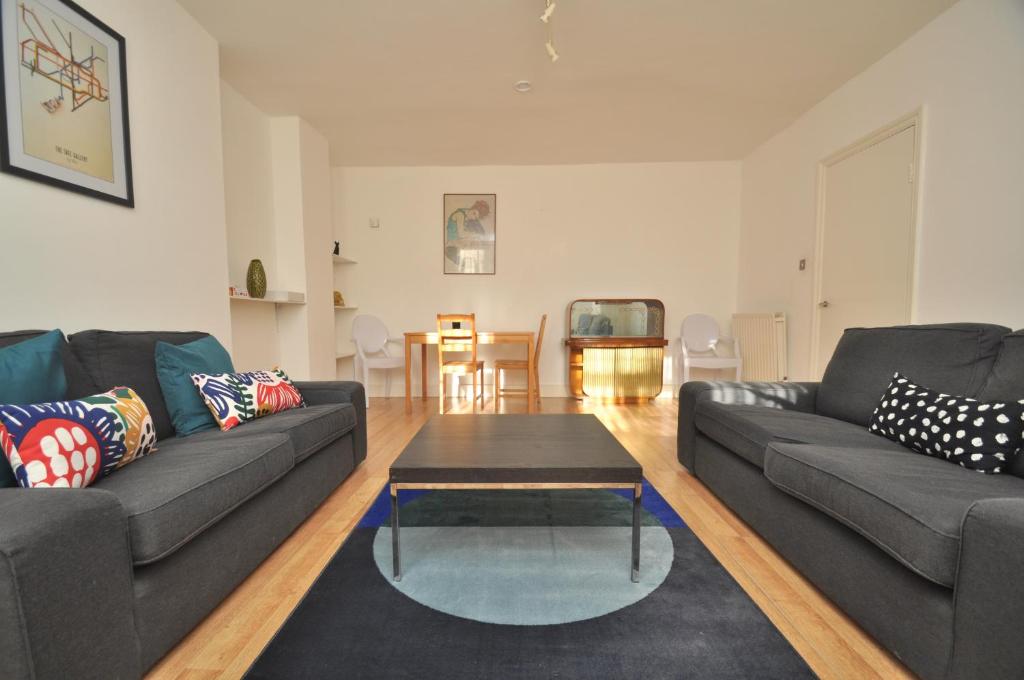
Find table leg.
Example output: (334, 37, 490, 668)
(404, 337, 412, 414)
(527, 336, 536, 414)
(391, 483, 401, 581)
(631, 481, 641, 583)
(420, 344, 428, 400)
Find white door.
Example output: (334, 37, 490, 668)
(814, 123, 918, 378)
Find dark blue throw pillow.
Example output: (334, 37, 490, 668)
(0, 329, 69, 487)
(155, 336, 234, 436)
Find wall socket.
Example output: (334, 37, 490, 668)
(798, 258, 806, 271)
(369, 217, 380, 229)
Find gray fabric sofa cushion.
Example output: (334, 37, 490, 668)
(980, 330, 1024, 403)
(187, 404, 356, 464)
(817, 324, 1007, 427)
(0, 330, 97, 399)
(763, 443, 1024, 588)
(979, 330, 1024, 477)
(695, 401, 907, 469)
(93, 432, 293, 565)
(68, 330, 210, 440)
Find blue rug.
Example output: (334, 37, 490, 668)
(245, 481, 816, 679)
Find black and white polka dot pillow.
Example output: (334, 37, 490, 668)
(868, 373, 1024, 474)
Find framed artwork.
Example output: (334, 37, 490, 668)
(0, 0, 133, 206)
(444, 193, 495, 274)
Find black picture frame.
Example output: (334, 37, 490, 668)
(0, 0, 134, 207)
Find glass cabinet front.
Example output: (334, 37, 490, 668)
(568, 299, 664, 338)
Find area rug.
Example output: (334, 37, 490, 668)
(244, 481, 815, 679)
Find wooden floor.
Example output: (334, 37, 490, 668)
(147, 396, 914, 680)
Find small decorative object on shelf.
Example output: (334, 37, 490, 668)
(246, 259, 267, 299)
(333, 241, 341, 256)
(333, 290, 345, 307)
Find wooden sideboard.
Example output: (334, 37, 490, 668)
(564, 299, 667, 402)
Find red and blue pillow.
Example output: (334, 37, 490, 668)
(191, 368, 305, 431)
(0, 387, 157, 488)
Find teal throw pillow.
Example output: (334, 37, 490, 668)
(155, 336, 234, 436)
(0, 329, 69, 486)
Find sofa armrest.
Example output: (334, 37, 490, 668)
(949, 498, 1024, 679)
(295, 381, 368, 464)
(0, 489, 139, 680)
(677, 381, 818, 472)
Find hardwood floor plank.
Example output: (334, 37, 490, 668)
(146, 396, 913, 680)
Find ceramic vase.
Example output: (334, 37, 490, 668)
(246, 259, 267, 299)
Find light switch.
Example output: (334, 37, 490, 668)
(369, 218, 380, 229)
(798, 258, 806, 271)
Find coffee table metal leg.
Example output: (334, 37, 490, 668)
(631, 481, 641, 582)
(391, 483, 401, 581)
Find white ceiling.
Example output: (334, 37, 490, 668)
(179, 0, 956, 167)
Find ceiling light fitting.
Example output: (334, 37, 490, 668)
(514, 80, 532, 93)
(540, 1, 556, 23)
(540, 0, 559, 63)
(545, 40, 559, 63)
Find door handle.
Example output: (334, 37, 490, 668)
(818, 300, 830, 308)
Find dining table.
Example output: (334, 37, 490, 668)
(404, 330, 536, 413)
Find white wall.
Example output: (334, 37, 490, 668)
(0, 0, 231, 343)
(738, 0, 1024, 379)
(296, 120, 338, 380)
(221, 81, 279, 369)
(333, 162, 742, 394)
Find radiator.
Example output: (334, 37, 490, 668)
(732, 313, 788, 381)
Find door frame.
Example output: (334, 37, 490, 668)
(809, 108, 925, 377)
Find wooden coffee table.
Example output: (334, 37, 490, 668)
(389, 414, 644, 582)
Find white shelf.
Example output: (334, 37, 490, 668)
(230, 291, 306, 305)
(332, 255, 357, 265)
(334, 305, 358, 310)
(336, 352, 355, 360)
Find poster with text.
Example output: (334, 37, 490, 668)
(1, 0, 133, 205)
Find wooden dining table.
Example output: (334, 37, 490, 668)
(404, 331, 536, 413)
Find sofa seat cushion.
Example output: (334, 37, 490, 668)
(187, 404, 355, 464)
(695, 402, 907, 469)
(763, 443, 1024, 588)
(93, 433, 293, 565)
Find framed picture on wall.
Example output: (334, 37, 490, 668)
(0, 0, 134, 206)
(443, 193, 495, 274)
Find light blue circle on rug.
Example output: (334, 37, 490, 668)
(372, 521, 674, 625)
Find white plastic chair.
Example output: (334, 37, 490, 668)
(674, 314, 742, 390)
(352, 315, 405, 407)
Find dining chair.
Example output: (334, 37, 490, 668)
(494, 314, 546, 412)
(674, 313, 742, 391)
(351, 315, 405, 407)
(437, 313, 485, 414)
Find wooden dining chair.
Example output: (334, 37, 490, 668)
(437, 313, 485, 414)
(494, 314, 546, 412)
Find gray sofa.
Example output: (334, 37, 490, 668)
(678, 323, 1024, 680)
(0, 330, 367, 680)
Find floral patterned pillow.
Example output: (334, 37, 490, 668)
(0, 387, 157, 488)
(191, 368, 305, 431)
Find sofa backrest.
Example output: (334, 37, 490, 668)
(0, 330, 97, 399)
(977, 329, 1024, 477)
(817, 323, 1008, 426)
(68, 330, 209, 440)
(979, 330, 1024, 403)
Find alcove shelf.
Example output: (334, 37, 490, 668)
(332, 255, 357, 265)
(229, 291, 306, 305)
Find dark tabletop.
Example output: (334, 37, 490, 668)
(390, 414, 643, 484)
